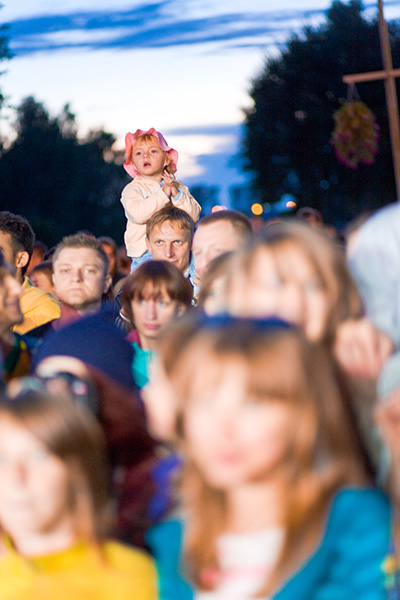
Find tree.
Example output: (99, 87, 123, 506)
(0, 97, 128, 246)
(242, 0, 400, 224)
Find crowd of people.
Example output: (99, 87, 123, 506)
(0, 127, 399, 599)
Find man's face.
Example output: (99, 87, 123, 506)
(146, 221, 191, 274)
(52, 247, 111, 314)
(0, 272, 23, 330)
(192, 221, 243, 283)
(0, 232, 17, 275)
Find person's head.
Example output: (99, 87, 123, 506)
(123, 128, 178, 180)
(147, 313, 367, 593)
(52, 234, 111, 315)
(0, 250, 24, 333)
(197, 251, 234, 315)
(225, 220, 363, 344)
(29, 260, 55, 297)
(26, 240, 48, 277)
(296, 206, 324, 228)
(98, 236, 118, 276)
(192, 210, 253, 284)
(145, 205, 195, 274)
(0, 211, 35, 281)
(122, 260, 193, 350)
(0, 383, 108, 553)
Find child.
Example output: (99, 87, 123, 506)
(121, 128, 201, 271)
(0, 380, 157, 600)
(146, 314, 391, 599)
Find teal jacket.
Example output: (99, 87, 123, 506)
(147, 488, 391, 600)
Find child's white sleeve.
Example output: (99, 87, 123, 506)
(121, 181, 170, 225)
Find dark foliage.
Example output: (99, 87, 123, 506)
(242, 0, 400, 224)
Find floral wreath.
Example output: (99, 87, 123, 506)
(331, 92, 380, 169)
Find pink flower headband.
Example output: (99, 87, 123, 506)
(123, 128, 179, 178)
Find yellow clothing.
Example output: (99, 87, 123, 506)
(0, 539, 158, 600)
(13, 277, 60, 334)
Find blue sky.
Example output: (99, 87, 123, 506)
(1, 0, 400, 204)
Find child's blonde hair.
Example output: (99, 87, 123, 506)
(158, 314, 369, 595)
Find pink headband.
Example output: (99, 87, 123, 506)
(123, 128, 179, 178)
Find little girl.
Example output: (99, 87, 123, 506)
(146, 314, 391, 599)
(121, 128, 201, 271)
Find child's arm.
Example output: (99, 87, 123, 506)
(169, 179, 201, 222)
(121, 180, 171, 225)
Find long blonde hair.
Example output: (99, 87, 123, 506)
(158, 314, 369, 595)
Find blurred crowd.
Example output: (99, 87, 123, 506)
(0, 126, 400, 599)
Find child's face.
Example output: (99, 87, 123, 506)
(131, 136, 169, 179)
(183, 358, 293, 490)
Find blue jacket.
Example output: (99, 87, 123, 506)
(147, 488, 391, 600)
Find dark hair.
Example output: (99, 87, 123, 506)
(0, 211, 35, 274)
(121, 260, 193, 324)
(30, 259, 53, 279)
(195, 210, 253, 242)
(53, 233, 109, 275)
(146, 204, 195, 240)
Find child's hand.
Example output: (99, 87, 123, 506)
(162, 169, 179, 197)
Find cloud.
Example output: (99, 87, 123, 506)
(6, 2, 332, 56)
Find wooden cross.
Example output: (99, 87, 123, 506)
(343, 0, 400, 200)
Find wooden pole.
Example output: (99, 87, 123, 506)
(378, 0, 400, 200)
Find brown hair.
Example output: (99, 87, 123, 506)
(157, 314, 368, 595)
(52, 233, 109, 275)
(226, 220, 363, 345)
(121, 260, 193, 324)
(0, 385, 109, 542)
(146, 204, 195, 241)
(195, 210, 253, 243)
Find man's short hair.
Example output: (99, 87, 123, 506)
(52, 233, 109, 274)
(0, 211, 35, 259)
(146, 205, 195, 241)
(195, 210, 253, 242)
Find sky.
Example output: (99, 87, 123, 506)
(1, 0, 400, 205)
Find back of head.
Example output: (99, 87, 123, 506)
(0, 211, 35, 275)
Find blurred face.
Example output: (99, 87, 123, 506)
(131, 137, 168, 179)
(142, 358, 177, 441)
(183, 359, 292, 489)
(53, 247, 111, 314)
(0, 416, 75, 548)
(0, 272, 23, 330)
(0, 232, 16, 271)
(131, 282, 183, 350)
(100, 243, 116, 274)
(146, 222, 191, 274)
(228, 246, 328, 342)
(30, 271, 55, 296)
(192, 222, 243, 283)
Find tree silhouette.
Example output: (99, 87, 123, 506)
(0, 97, 128, 246)
(242, 0, 400, 224)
